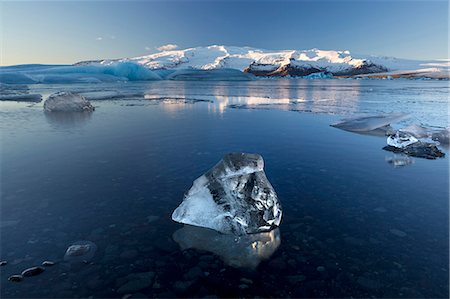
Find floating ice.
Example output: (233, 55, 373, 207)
(399, 124, 430, 138)
(44, 92, 94, 112)
(387, 131, 419, 148)
(173, 225, 280, 269)
(171, 153, 282, 235)
(331, 113, 410, 132)
(383, 133, 445, 159)
(432, 128, 450, 145)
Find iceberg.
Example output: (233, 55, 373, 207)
(171, 153, 282, 235)
(173, 225, 280, 269)
(387, 131, 419, 148)
(384, 131, 445, 159)
(44, 92, 95, 112)
(0, 62, 161, 84)
(331, 113, 410, 132)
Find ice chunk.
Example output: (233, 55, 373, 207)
(387, 131, 419, 148)
(171, 153, 282, 235)
(44, 92, 94, 112)
(173, 225, 280, 269)
(0, 84, 42, 102)
(331, 113, 410, 132)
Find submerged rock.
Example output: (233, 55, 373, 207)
(173, 225, 281, 269)
(116, 272, 155, 294)
(21, 266, 45, 277)
(64, 240, 97, 262)
(42, 261, 55, 267)
(172, 153, 282, 235)
(8, 275, 23, 282)
(44, 92, 95, 112)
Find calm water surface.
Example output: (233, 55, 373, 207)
(1, 79, 448, 298)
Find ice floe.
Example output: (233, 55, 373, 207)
(331, 113, 410, 132)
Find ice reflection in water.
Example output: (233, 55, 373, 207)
(173, 225, 281, 269)
(44, 111, 92, 127)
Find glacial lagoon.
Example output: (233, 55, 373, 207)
(1, 79, 448, 298)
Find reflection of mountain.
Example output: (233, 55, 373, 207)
(173, 225, 281, 269)
(45, 111, 92, 127)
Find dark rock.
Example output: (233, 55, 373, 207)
(268, 257, 287, 270)
(21, 266, 45, 277)
(120, 250, 138, 260)
(286, 274, 306, 284)
(8, 274, 23, 282)
(42, 261, 55, 266)
(244, 60, 387, 77)
(0, 260, 7, 266)
(184, 266, 203, 280)
(116, 272, 155, 294)
(316, 266, 326, 272)
(383, 142, 445, 159)
(357, 276, 383, 289)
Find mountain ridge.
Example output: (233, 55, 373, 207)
(77, 45, 448, 78)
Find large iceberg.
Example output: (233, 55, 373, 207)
(0, 62, 161, 84)
(172, 153, 282, 235)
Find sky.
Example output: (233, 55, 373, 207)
(1, 0, 448, 65)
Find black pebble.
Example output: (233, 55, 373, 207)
(8, 275, 23, 282)
(42, 261, 55, 267)
(0, 261, 7, 266)
(21, 266, 45, 277)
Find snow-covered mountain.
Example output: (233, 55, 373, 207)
(2, 45, 447, 84)
(79, 45, 448, 78)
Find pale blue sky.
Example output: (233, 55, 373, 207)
(1, 0, 448, 65)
